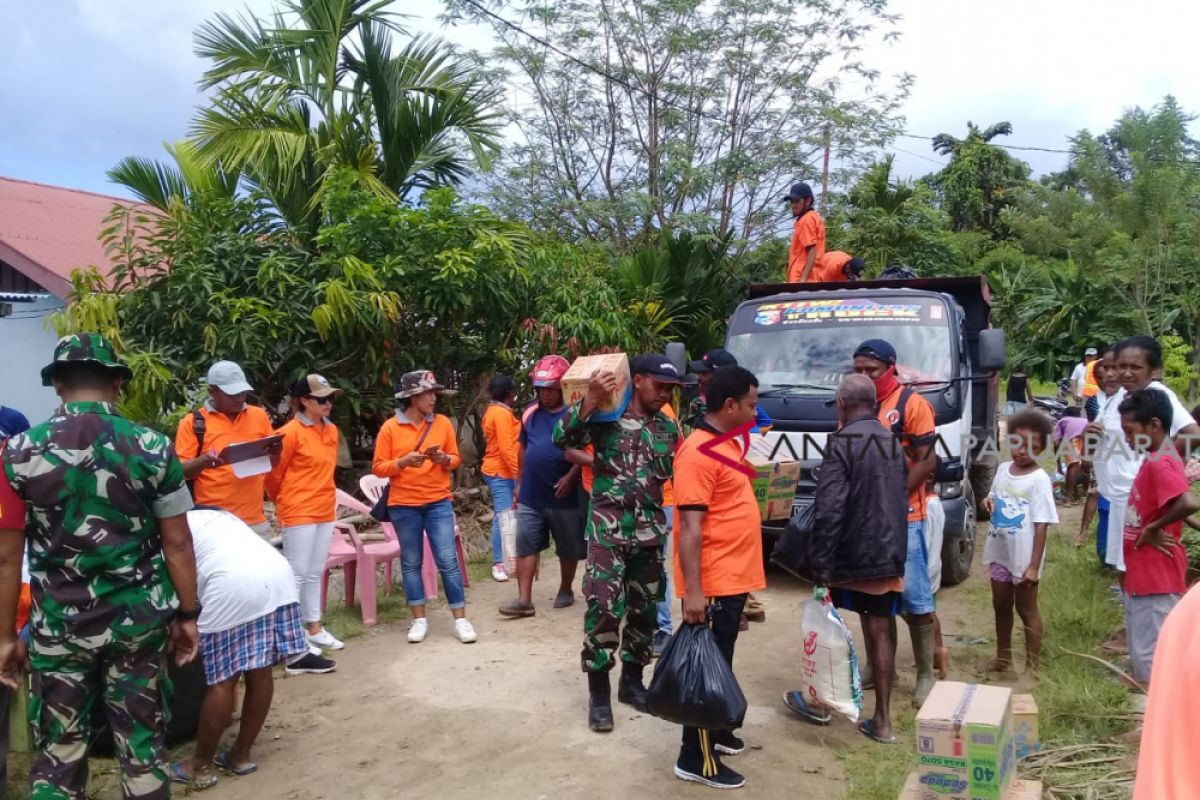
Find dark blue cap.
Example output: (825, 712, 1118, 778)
(853, 339, 896, 365)
(0, 406, 30, 438)
(783, 182, 814, 202)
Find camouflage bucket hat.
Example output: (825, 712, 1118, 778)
(40, 333, 134, 387)
(394, 370, 448, 399)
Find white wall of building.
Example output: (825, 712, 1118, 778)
(1, 295, 65, 425)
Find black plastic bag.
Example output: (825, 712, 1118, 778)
(646, 623, 747, 729)
(771, 501, 815, 579)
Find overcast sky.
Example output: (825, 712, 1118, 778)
(2, 0, 1197, 198)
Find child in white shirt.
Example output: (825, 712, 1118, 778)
(983, 410, 1059, 673)
(925, 479, 947, 677)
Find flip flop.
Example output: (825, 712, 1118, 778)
(170, 762, 218, 790)
(858, 719, 897, 745)
(215, 752, 258, 776)
(781, 690, 831, 726)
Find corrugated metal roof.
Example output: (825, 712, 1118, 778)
(0, 176, 156, 299)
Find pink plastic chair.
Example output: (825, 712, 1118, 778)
(358, 474, 470, 601)
(319, 522, 358, 618)
(331, 489, 400, 626)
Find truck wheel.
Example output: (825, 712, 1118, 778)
(940, 482, 976, 587)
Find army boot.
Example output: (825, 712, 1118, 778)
(617, 662, 649, 712)
(588, 671, 614, 732)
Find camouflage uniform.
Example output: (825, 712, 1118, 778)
(683, 395, 706, 435)
(3, 334, 193, 800)
(555, 404, 679, 672)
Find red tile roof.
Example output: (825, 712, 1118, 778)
(0, 176, 153, 299)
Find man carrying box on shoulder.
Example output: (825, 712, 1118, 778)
(555, 355, 682, 733)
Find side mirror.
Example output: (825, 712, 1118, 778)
(665, 342, 687, 376)
(978, 329, 1007, 372)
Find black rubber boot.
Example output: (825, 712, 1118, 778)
(617, 662, 649, 712)
(588, 671, 614, 732)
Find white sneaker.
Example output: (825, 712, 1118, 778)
(407, 618, 429, 643)
(454, 618, 478, 644)
(491, 563, 509, 582)
(307, 628, 344, 651)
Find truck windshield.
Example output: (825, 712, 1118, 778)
(726, 296, 954, 394)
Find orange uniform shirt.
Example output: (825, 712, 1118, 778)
(877, 386, 936, 522)
(481, 403, 520, 480)
(265, 416, 340, 527)
(786, 210, 827, 283)
(1135, 584, 1200, 800)
(373, 413, 461, 507)
(809, 250, 852, 283)
(175, 405, 274, 526)
(672, 427, 766, 598)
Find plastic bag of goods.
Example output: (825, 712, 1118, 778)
(798, 588, 863, 722)
(646, 623, 748, 730)
(498, 509, 519, 574)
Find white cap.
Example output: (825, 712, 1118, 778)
(1084, 347, 1098, 356)
(207, 361, 254, 394)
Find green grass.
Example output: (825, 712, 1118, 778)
(838, 533, 1132, 800)
(322, 553, 496, 641)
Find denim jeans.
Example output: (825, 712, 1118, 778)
(482, 473, 515, 564)
(657, 506, 674, 635)
(388, 499, 466, 609)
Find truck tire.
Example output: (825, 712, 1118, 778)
(940, 482, 976, 587)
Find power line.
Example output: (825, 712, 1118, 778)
(462, 0, 1200, 168)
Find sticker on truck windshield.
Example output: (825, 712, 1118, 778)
(753, 299, 922, 326)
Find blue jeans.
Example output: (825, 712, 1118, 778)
(1096, 495, 1110, 568)
(901, 520, 935, 615)
(657, 506, 674, 635)
(482, 473, 515, 564)
(388, 499, 466, 610)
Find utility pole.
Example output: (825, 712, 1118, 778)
(821, 123, 832, 207)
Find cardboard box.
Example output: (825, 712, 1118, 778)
(1011, 694, 1040, 759)
(915, 681, 1016, 800)
(561, 353, 631, 420)
(744, 453, 801, 521)
(898, 773, 1042, 800)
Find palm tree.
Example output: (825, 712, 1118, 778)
(107, 141, 239, 213)
(931, 122, 1014, 157)
(187, 0, 503, 238)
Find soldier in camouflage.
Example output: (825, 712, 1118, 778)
(554, 354, 682, 732)
(0, 334, 200, 800)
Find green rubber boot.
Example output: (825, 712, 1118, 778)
(911, 622, 937, 709)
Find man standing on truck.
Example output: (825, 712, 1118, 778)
(784, 182, 826, 283)
(851, 339, 939, 708)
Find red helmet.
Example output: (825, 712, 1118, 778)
(531, 355, 570, 387)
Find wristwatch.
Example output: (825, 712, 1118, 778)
(176, 603, 203, 621)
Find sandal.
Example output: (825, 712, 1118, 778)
(215, 751, 258, 776)
(781, 690, 831, 726)
(170, 762, 218, 790)
(858, 719, 897, 745)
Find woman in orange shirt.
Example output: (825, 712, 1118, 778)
(480, 375, 519, 582)
(373, 370, 475, 645)
(266, 374, 344, 653)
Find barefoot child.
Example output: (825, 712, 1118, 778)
(1117, 389, 1200, 687)
(983, 409, 1058, 673)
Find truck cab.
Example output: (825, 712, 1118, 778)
(726, 276, 1006, 586)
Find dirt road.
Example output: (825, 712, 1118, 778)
(198, 573, 870, 800)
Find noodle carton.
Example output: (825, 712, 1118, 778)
(898, 773, 1042, 800)
(744, 452, 801, 521)
(915, 682, 1015, 800)
(561, 353, 631, 422)
(1011, 694, 1040, 759)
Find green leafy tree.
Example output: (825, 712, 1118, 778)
(445, 0, 909, 253)
(930, 121, 1031, 235)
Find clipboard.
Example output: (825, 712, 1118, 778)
(220, 435, 284, 465)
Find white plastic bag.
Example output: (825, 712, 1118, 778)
(498, 509, 519, 574)
(799, 588, 863, 723)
